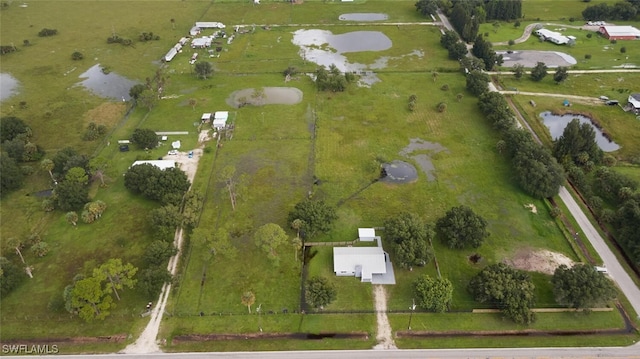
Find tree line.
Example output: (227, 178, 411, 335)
(582, 0, 639, 21)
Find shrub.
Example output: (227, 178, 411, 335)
(437, 102, 447, 112)
(440, 84, 449, 91)
(620, 47, 626, 54)
(71, 51, 83, 61)
(508, 39, 515, 46)
(610, 39, 617, 44)
(585, 54, 592, 60)
(38, 28, 58, 37)
(586, 33, 593, 39)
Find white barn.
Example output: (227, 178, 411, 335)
(131, 160, 176, 171)
(535, 29, 570, 45)
(213, 111, 229, 129)
(333, 247, 388, 282)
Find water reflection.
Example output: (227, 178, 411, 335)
(540, 111, 620, 152)
(0, 73, 20, 102)
(76, 64, 139, 101)
(225, 87, 303, 108)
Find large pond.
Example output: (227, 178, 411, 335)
(339, 13, 389, 21)
(225, 87, 303, 108)
(292, 29, 396, 86)
(540, 111, 620, 152)
(76, 64, 139, 101)
(0, 73, 20, 102)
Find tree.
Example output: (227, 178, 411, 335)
(553, 66, 569, 84)
(384, 212, 433, 269)
(512, 63, 525, 80)
(306, 276, 337, 309)
(65, 166, 88, 185)
(93, 259, 137, 301)
(54, 180, 89, 211)
(440, 30, 460, 50)
(219, 165, 242, 211)
(415, 0, 438, 16)
(553, 118, 603, 167)
(530, 62, 548, 82)
(40, 158, 55, 182)
(130, 128, 158, 149)
(468, 263, 536, 324)
(192, 226, 238, 260)
(413, 275, 453, 313)
(552, 264, 617, 309)
(254, 223, 289, 263)
(139, 267, 172, 299)
(466, 70, 490, 96)
(138, 89, 158, 110)
(512, 146, 565, 199)
(447, 41, 468, 60)
(0, 257, 26, 296)
(71, 51, 84, 60)
(241, 290, 256, 313)
(194, 61, 213, 79)
(291, 218, 305, 240)
(66, 211, 78, 226)
(0, 152, 24, 194)
(287, 200, 338, 239)
(89, 156, 110, 187)
(456, 93, 464, 102)
(0, 116, 29, 142)
(143, 240, 177, 267)
(129, 84, 146, 101)
(291, 237, 303, 262)
(149, 204, 183, 241)
(182, 191, 204, 228)
(124, 164, 190, 204)
(31, 242, 49, 257)
(436, 206, 489, 249)
(68, 276, 114, 322)
(437, 102, 447, 113)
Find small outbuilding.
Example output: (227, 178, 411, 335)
(164, 48, 178, 62)
(598, 25, 640, 40)
(358, 228, 376, 242)
(628, 93, 640, 114)
(201, 113, 212, 122)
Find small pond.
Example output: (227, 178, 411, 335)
(540, 111, 620, 152)
(225, 87, 303, 108)
(380, 160, 418, 184)
(339, 13, 389, 21)
(0, 73, 20, 102)
(76, 64, 139, 101)
(292, 29, 393, 86)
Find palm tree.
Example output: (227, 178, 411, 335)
(431, 71, 438, 82)
(291, 219, 305, 240)
(456, 93, 463, 102)
(291, 237, 303, 262)
(7, 237, 25, 263)
(40, 158, 55, 182)
(66, 211, 79, 226)
(241, 291, 255, 313)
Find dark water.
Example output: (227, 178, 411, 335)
(540, 111, 620, 152)
(76, 64, 139, 101)
(400, 138, 449, 181)
(339, 13, 389, 21)
(0, 73, 20, 102)
(380, 160, 418, 183)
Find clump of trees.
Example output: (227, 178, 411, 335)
(0, 116, 48, 194)
(583, 1, 639, 21)
(130, 128, 159, 149)
(530, 62, 548, 82)
(466, 70, 490, 96)
(315, 64, 357, 92)
(83, 122, 107, 141)
(38, 28, 58, 37)
(552, 264, 617, 309)
(287, 200, 338, 240)
(436, 206, 489, 249)
(139, 32, 160, 42)
(194, 61, 213, 80)
(472, 34, 503, 71)
(413, 275, 453, 312)
(440, 29, 468, 61)
(124, 163, 190, 205)
(468, 263, 536, 324)
(384, 212, 434, 269)
(306, 276, 337, 309)
(254, 223, 289, 265)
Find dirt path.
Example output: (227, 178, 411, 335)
(372, 285, 397, 350)
(122, 130, 211, 354)
(498, 90, 602, 105)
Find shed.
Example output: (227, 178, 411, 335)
(358, 228, 376, 242)
(131, 160, 176, 171)
(201, 113, 212, 121)
(164, 48, 178, 62)
(599, 26, 640, 40)
(333, 247, 387, 282)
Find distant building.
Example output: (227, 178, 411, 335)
(213, 111, 229, 129)
(599, 26, 640, 40)
(628, 93, 640, 114)
(201, 113, 212, 122)
(164, 48, 178, 62)
(130, 160, 176, 171)
(534, 29, 570, 45)
(333, 228, 395, 284)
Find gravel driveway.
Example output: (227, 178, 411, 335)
(498, 50, 577, 68)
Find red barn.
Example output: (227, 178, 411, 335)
(598, 26, 640, 40)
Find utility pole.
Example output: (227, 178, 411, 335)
(408, 298, 416, 330)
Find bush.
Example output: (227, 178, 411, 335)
(585, 54, 592, 60)
(610, 39, 617, 44)
(440, 84, 449, 91)
(71, 51, 83, 61)
(586, 33, 593, 39)
(620, 47, 626, 54)
(508, 39, 515, 46)
(38, 28, 58, 37)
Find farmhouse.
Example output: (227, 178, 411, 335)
(131, 160, 176, 171)
(598, 26, 640, 40)
(534, 29, 571, 45)
(213, 111, 229, 129)
(628, 93, 640, 114)
(333, 228, 395, 284)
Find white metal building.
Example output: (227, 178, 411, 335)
(358, 228, 376, 242)
(333, 247, 387, 282)
(213, 111, 229, 129)
(195, 21, 226, 29)
(534, 29, 570, 45)
(201, 113, 212, 122)
(131, 160, 176, 171)
(164, 48, 178, 62)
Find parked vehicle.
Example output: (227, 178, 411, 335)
(605, 100, 619, 106)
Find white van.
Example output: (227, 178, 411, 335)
(594, 266, 608, 274)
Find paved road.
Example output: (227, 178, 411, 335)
(558, 186, 640, 319)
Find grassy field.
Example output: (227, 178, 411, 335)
(1, 0, 638, 352)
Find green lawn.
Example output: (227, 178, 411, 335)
(1, 0, 638, 351)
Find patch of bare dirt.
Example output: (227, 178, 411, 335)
(372, 285, 397, 350)
(503, 248, 575, 275)
(524, 203, 538, 213)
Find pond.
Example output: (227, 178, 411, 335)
(225, 87, 303, 108)
(540, 111, 620, 152)
(338, 13, 389, 21)
(291, 29, 393, 86)
(380, 160, 418, 184)
(0, 73, 20, 102)
(75, 64, 139, 101)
